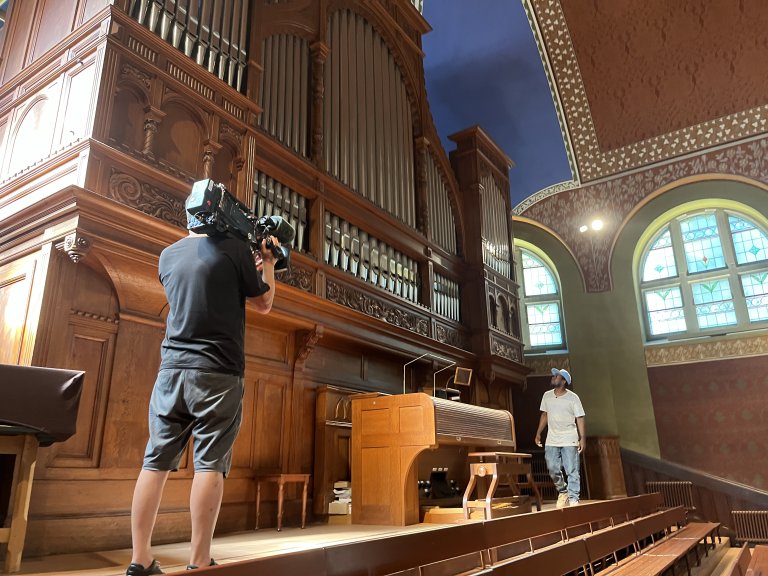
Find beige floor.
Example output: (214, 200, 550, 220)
(13, 520, 452, 576)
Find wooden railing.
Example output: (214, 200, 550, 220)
(622, 448, 768, 538)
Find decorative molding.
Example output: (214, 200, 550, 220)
(219, 122, 243, 144)
(326, 279, 428, 336)
(434, 323, 470, 350)
(63, 232, 91, 263)
(512, 180, 579, 215)
(280, 264, 314, 292)
(645, 334, 768, 367)
(490, 336, 522, 362)
(527, 0, 768, 182)
(120, 63, 152, 89)
(166, 61, 214, 100)
(524, 354, 570, 375)
(70, 309, 119, 324)
(107, 171, 186, 228)
(126, 36, 158, 64)
(296, 325, 324, 364)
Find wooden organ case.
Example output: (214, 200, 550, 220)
(351, 392, 518, 525)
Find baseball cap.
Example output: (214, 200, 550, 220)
(551, 367, 572, 385)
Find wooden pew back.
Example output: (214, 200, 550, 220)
(489, 539, 589, 576)
(324, 523, 486, 576)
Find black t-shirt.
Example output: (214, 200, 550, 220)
(158, 235, 269, 376)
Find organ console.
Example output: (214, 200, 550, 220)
(351, 392, 528, 526)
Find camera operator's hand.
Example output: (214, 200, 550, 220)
(255, 236, 280, 272)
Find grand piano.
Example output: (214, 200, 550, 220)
(351, 392, 530, 526)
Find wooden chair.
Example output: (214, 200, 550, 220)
(0, 432, 38, 574)
(254, 473, 310, 531)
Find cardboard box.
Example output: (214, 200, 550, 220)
(422, 507, 483, 524)
(328, 513, 352, 525)
(328, 501, 351, 515)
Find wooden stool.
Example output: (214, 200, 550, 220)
(0, 432, 39, 573)
(254, 474, 310, 531)
(462, 451, 543, 520)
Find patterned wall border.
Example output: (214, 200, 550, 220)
(527, 0, 768, 183)
(512, 179, 578, 215)
(524, 353, 570, 376)
(645, 333, 768, 366)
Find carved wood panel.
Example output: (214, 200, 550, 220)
(48, 315, 117, 468)
(0, 256, 36, 365)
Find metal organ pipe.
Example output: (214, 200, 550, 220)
(324, 10, 415, 228)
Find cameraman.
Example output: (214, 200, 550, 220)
(126, 201, 278, 576)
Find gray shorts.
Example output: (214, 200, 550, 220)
(143, 368, 244, 477)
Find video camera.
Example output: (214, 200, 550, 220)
(185, 179, 295, 271)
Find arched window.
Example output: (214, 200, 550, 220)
(639, 208, 768, 339)
(515, 245, 566, 351)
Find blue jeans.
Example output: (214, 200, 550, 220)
(544, 445, 581, 502)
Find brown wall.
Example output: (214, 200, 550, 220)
(648, 356, 768, 490)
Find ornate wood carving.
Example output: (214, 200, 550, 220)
(295, 325, 324, 365)
(63, 232, 91, 263)
(434, 322, 469, 350)
(107, 171, 185, 228)
(280, 263, 314, 292)
(326, 279, 428, 335)
(490, 336, 522, 363)
(120, 63, 152, 89)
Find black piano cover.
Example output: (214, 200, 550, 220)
(0, 364, 85, 446)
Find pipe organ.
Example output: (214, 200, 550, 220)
(128, 0, 250, 91)
(432, 273, 460, 322)
(0, 0, 530, 555)
(253, 171, 309, 253)
(259, 34, 310, 157)
(480, 172, 512, 279)
(324, 212, 419, 303)
(426, 152, 458, 255)
(324, 9, 416, 228)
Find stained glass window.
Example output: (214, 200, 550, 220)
(680, 213, 726, 274)
(644, 287, 686, 335)
(526, 303, 563, 347)
(516, 247, 565, 351)
(642, 228, 677, 281)
(639, 207, 768, 340)
(522, 252, 557, 296)
(691, 279, 737, 329)
(741, 272, 768, 322)
(730, 216, 768, 265)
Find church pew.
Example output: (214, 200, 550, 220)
(483, 509, 567, 564)
(488, 539, 589, 576)
(323, 522, 488, 576)
(582, 522, 638, 572)
(723, 544, 752, 576)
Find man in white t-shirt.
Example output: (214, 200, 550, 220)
(535, 367, 586, 508)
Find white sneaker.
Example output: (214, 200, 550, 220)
(568, 499, 580, 507)
(556, 493, 569, 509)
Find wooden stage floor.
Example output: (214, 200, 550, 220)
(14, 502, 563, 575)
(14, 520, 456, 575)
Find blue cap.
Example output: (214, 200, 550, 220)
(551, 368, 572, 385)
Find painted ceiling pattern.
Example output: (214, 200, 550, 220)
(527, 0, 768, 183)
